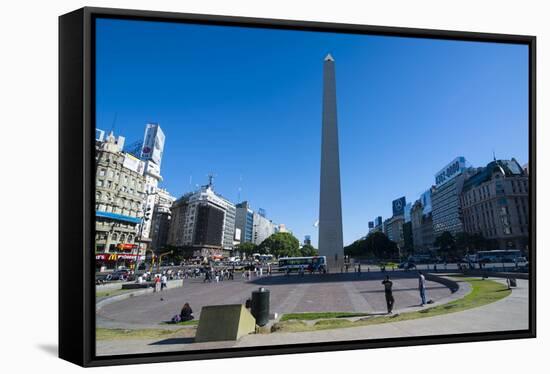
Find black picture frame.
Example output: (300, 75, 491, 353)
(59, 6, 536, 367)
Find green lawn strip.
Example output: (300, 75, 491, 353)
(274, 278, 510, 333)
(160, 320, 199, 326)
(280, 312, 370, 321)
(96, 327, 186, 341)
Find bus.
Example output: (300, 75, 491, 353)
(278, 256, 327, 273)
(476, 250, 523, 263)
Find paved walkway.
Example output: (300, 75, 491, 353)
(96, 277, 527, 356)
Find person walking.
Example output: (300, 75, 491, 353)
(418, 271, 427, 306)
(161, 274, 168, 291)
(154, 275, 161, 292)
(381, 275, 394, 314)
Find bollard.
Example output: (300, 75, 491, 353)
(251, 287, 270, 326)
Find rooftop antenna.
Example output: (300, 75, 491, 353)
(492, 150, 497, 162)
(237, 174, 243, 202)
(207, 173, 215, 187)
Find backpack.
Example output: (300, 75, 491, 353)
(171, 314, 181, 323)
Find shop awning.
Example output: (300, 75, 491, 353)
(96, 211, 141, 224)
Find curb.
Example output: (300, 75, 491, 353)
(96, 279, 184, 311)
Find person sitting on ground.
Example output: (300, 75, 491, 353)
(180, 302, 194, 322)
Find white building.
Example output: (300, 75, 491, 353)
(252, 212, 276, 245)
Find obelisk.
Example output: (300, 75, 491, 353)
(318, 53, 344, 272)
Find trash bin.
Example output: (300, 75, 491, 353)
(509, 278, 517, 287)
(251, 287, 270, 326)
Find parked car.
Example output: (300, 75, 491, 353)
(398, 261, 416, 270)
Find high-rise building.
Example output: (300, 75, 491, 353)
(411, 196, 434, 253)
(461, 159, 529, 250)
(304, 235, 312, 245)
(431, 157, 477, 238)
(150, 188, 176, 252)
(235, 201, 254, 244)
(167, 179, 236, 257)
(318, 53, 344, 270)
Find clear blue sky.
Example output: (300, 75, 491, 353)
(96, 18, 529, 247)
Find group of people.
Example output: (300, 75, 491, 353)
(203, 267, 235, 283)
(380, 271, 430, 314)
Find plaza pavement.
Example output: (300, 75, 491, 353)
(96, 278, 528, 356)
(97, 272, 461, 330)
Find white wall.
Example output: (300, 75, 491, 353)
(2, 0, 547, 373)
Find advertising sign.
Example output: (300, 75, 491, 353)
(141, 123, 165, 167)
(145, 160, 161, 178)
(435, 156, 467, 187)
(123, 154, 145, 174)
(392, 196, 406, 217)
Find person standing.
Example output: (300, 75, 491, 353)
(381, 275, 394, 314)
(161, 274, 168, 291)
(418, 271, 427, 306)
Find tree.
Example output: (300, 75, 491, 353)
(365, 231, 399, 259)
(258, 232, 300, 258)
(236, 242, 257, 259)
(434, 231, 456, 259)
(300, 244, 318, 257)
(455, 232, 489, 256)
(344, 232, 399, 260)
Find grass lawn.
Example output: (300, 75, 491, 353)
(273, 277, 511, 333)
(161, 320, 200, 326)
(96, 328, 186, 341)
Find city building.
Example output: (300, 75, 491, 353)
(252, 211, 276, 245)
(431, 157, 478, 238)
(235, 201, 254, 244)
(167, 178, 236, 257)
(461, 158, 529, 250)
(411, 196, 434, 253)
(304, 235, 312, 245)
(94, 132, 147, 268)
(150, 188, 176, 252)
(386, 215, 405, 253)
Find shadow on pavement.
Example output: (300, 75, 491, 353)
(150, 337, 195, 345)
(250, 272, 421, 285)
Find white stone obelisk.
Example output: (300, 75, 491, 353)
(318, 53, 344, 272)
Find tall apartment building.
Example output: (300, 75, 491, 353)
(168, 180, 236, 257)
(235, 201, 254, 244)
(431, 157, 478, 238)
(150, 188, 176, 252)
(411, 197, 434, 252)
(461, 159, 529, 250)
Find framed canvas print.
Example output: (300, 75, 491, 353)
(59, 7, 536, 367)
